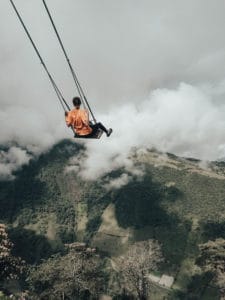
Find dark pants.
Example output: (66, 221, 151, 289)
(82, 122, 108, 138)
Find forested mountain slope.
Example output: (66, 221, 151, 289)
(1, 140, 225, 299)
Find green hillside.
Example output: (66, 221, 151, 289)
(1, 140, 225, 299)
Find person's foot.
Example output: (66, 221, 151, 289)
(107, 128, 113, 137)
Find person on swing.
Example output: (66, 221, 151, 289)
(65, 97, 112, 138)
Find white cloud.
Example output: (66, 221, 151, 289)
(76, 82, 225, 180)
(103, 173, 132, 191)
(0, 147, 31, 180)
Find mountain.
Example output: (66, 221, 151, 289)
(1, 139, 225, 299)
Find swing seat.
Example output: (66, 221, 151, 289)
(74, 128, 103, 139)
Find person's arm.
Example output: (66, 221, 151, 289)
(65, 111, 72, 127)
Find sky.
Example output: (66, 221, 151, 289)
(1, 0, 225, 180)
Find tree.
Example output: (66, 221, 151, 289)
(197, 238, 225, 300)
(117, 240, 163, 300)
(0, 224, 25, 282)
(28, 249, 108, 299)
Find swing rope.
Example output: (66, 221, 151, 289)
(9, 0, 77, 135)
(42, 0, 97, 124)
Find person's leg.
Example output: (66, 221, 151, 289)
(90, 123, 100, 133)
(95, 122, 107, 134)
(82, 123, 112, 138)
(96, 123, 112, 136)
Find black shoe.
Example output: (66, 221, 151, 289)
(107, 128, 113, 137)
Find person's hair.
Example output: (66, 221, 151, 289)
(73, 97, 81, 106)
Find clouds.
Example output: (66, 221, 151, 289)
(2, 0, 225, 104)
(75, 82, 225, 181)
(0, 146, 31, 180)
(0, 104, 66, 154)
(1, 0, 225, 180)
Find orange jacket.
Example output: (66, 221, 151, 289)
(65, 108, 92, 136)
